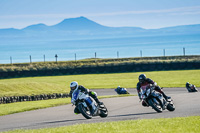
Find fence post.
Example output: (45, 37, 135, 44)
(95, 52, 97, 62)
(117, 51, 119, 58)
(75, 53, 76, 62)
(183, 47, 185, 56)
(44, 55, 45, 63)
(55, 54, 58, 63)
(163, 49, 165, 56)
(30, 55, 32, 63)
(10, 56, 12, 64)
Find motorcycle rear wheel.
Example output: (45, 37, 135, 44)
(99, 105, 108, 118)
(167, 104, 175, 111)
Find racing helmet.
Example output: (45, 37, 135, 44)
(138, 74, 146, 83)
(70, 81, 78, 90)
(186, 82, 190, 86)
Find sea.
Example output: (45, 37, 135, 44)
(0, 34, 200, 64)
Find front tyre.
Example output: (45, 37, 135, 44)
(78, 103, 92, 119)
(148, 98, 163, 113)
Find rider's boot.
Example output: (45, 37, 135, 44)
(157, 89, 171, 100)
(90, 91, 103, 105)
(94, 97, 103, 105)
(162, 93, 171, 100)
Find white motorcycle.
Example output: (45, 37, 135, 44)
(71, 89, 108, 119)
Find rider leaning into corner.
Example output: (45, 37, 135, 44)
(136, 74, 171, 106)
(186, 82, 198, 92)
(69, 81, 103, 114)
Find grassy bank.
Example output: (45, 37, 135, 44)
(0, 69, 200, 97)
(1, 55, 200, 71)
(0, 55, 200, 79)
(3, 116, 200, 133)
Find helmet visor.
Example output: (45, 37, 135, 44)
(70, 86, 77, 90)
(139, 79, 144, 83)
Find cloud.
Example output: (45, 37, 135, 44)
(0, 6, 200, 19)
(91, 6, 200, 16)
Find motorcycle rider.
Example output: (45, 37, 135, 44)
(69, 81, 103, 114)
(115, 86, 129, 94)
(115, 86, 122, 94)
(136, 74, 171, 106)
(186, 82, 198, 92)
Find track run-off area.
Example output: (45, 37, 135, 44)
(0, 88, 200, 132)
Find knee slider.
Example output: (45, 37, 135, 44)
(91, 91, 97, 96)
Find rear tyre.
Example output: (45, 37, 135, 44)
(167, 104, 175, 111)
(78, 104, 92, 119)
(99, 105, 108, 118)
(148, 98, 163, 113)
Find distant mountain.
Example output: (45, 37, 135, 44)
(147, 24, 200, 35)
(0, 16, 200, 41)
(0, 28, 24, 36)
(51, 16, 106, 30)
(23, 23, 49, 31)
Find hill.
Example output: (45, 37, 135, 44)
(0, 16, 200, 41)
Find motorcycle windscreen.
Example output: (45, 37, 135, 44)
(72, 89, 80, 102)
(140, 84, 151, 98)
(140, 84, 150, 93)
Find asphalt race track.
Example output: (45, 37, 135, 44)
(0, 88, 200, 132)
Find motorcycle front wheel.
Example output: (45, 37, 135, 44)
(148, 98, 163, 113)
(78, 104, 92, 119)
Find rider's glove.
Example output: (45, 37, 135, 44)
(153, 82, 157, 87)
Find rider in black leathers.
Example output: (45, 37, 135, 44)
(186, 82, 198, 92)
(69, 81, 103, 114)
(136, 74, 170, 106)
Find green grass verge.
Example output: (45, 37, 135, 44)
(0, 94, 133, 116)
(0, 69, 200, 97)
(3, 116, 200, 133)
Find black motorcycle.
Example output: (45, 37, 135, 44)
(187, 85, 198, 92)
(139, 85, 175, 113)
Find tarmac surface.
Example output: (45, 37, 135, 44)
(0, 87, 199, 132)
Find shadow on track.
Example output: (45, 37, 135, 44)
(36, 118, 87, 125)
(35, 112, 157, 126)
(108, 112, 157, 118)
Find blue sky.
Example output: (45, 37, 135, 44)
(0, 0, 200, 29)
